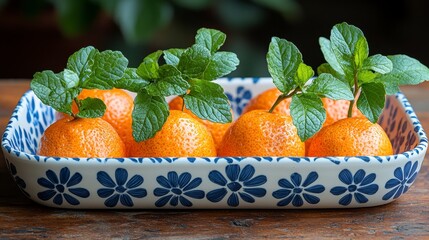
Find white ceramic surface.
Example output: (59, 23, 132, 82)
(1, 78, 427, 209)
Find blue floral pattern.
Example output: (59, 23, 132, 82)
(272, 172, 325, 207)
(6, 160, 30, 198)
(207, 164, 267, 207)
(383, 161, 419, 200)
(97, 168, 147, 207)
(37, 167, 90, 205)
(330, 169, 379, 206)
(226, 86, 252, 115)
(153, 171, 205, 207)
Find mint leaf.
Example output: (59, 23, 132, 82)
(75, 97, 106, 118)
(354, 36, 369, 68)
(184, 79, 232, 123)
(31, 70, 80, 115)
(195, 28, 226, 54)
(267, 36, 302, 94)
(358, 70, 379, 83)
(115, 68, 150, 92)
(202, 51, 239, 80)
(132, 91, 169, 142)
(294, 63, 314, 87)
(357, 82, 386, 123)
(362, 54, 393, 74)
(306, 73, 354, 100)
(163, 48, 184, 66)
(178, 44, 211, 79)
(319, 37, 344, 75)
(136, 50, 162, 79)
(290, 93, 326, 141)
(329, 22, 365, 78)
(82, 50, 128, 89)
(145, 65, 189, 96)
(67, 46, 98, 82)
(375, 54, 429, 94)
(317, 62, 347, 83)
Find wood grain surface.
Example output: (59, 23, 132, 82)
(1, 79, 428, 239)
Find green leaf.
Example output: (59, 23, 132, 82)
(75, 97, 106, 118)
(82, 50, 128, 89)
(178, 44, 212, 79)
(319, 37, 344, 75)
(163, 48, 184, 66)
(132, 91, 170, 142)
(67, 46, 98, 82)
(330, 22, 365, 78)
(362, 54, 393, 74)
(290, 93, 326, 141)
(201, 51, 239, 80)
(357, 82, 386, 123)
(184, 79, 232, 123)
(115, 68, 150, 92)
(354, 36, 369, 68)
(294, 63, 314, 87)
(375, 54, 429, 94)
(306, 73, 354, 100)
(145, 65, 189, 96)
(137, 50, 162, 79)
(358, 70, 379, 83)
(31, 70, 80, 115)
(195, 28, 226, 54)
(267, 36, 302, 94)
(317, 62, 347, 84)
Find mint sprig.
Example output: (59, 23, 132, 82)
(31, 46, 128, 118)
(266, 37, 354, 141)
(126, 28, 239, 142)
(319, 22, 429, 123)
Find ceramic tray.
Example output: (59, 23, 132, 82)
(1, 78, 427, 209)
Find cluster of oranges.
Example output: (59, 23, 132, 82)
(38, 87, 393, 158)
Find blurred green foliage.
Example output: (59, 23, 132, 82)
(0, 0, 302, 77)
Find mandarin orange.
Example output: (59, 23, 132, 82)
(129, 110, 216, 157)
(168, 96, 231, 151)
(218, 110, 305, 157)
(242, 88, 291, 115)
(38, 117, 126, 157)
(307, 117, 393, 157)
(58, 88, 135, 156)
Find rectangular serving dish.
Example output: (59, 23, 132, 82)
(1, 78, 427, 209)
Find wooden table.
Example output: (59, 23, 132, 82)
(1, 80, 428, 239)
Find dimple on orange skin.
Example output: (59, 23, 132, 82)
(58, 88, 135, 156)
(168, 96, 231, 152)
(129, 110, 217, 157)
(38, 117, 126, 158)
(218, 110, 305, 157)
(307, 117, 393, 157)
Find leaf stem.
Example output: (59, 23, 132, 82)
(268, 88, 300, 113)
(347, 71, 360, 118)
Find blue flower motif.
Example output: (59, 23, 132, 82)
(226, 86, 252, 115)
(330, 169, 379, 206)
(272, 172, 325, 207)
(154, 172, 205, 207)
(6, 160, 30, 198)
(383, 161, 419, 200)
(97, 168, 147, 207)
(207, 164, 267, 207)
(37, 167, 90, 206)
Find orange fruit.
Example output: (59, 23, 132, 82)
(168, 96, 231, 151)
(242, 88, 291, 115)
(129, 110, 217, 157)
(58, 88, 135, 156)
(38, 117, 126, 158)
(307, 117, 393, 157)
(323, 99, 364, 124)
(218, 110, 305, 157)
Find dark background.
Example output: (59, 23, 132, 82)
(0, 0, 428, 79)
